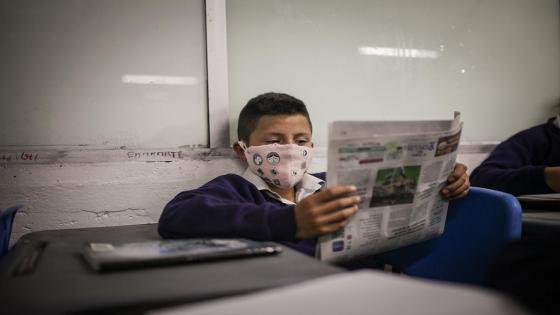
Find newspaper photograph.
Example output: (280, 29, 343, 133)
(317, 114, 462, 264)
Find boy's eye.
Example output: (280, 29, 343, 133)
(296, 139, 309, 145)
(265, 139, 281, 144)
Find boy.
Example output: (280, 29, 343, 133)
(158, 92, 470, 256)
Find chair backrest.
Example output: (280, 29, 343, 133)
(0, 205, 22, 258)
(377, 187, 522, 285)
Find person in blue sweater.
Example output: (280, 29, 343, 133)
(158, 92, 470, 257)
(470, 116, 560, 196)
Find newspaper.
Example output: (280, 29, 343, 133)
(317, 114, 462, 263)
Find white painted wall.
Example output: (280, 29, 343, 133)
(1, 146, 490, 245)
(0, 149, 241, 244)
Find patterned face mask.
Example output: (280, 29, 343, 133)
(238, 141, 313, 189)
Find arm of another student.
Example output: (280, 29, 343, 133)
(158, 175, 298, 241)
(544, 166, 560, 192)
(470, 133, 553, 196)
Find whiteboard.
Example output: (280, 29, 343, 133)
(227, 0, 560, 146)
(0, 0, 207, 148)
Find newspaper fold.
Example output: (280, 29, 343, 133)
(317, 114, 462, 263)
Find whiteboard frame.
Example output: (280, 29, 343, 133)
(206, 0, 230, 148)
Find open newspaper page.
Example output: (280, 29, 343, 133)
(317, 116, 462, 263)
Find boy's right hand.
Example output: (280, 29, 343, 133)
(294, 185, 360, 239)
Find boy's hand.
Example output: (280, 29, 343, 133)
(544, 166, 560, 192)
(294, 185, 360, 239)
(441, 162, 470, 200)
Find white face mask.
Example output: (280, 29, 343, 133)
(239, 141, 313, 189)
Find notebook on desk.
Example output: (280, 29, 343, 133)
(82, 238, 282, 272)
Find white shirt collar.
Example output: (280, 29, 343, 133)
(241, 168, 324, 205)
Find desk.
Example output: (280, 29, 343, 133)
(522, 210, 560, 237)
(516, 194, 560, 237)
(0, 224, 342, 315)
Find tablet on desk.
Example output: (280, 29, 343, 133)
(82, 238, 282, 272)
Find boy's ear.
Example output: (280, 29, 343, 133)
(233, 142, 248, 162)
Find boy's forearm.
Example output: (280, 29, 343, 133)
(471, 165, 551, 196)
(158, 195, 298, 241)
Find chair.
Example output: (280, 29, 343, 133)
(0, 205, 22, 258)
(377, 187, 522, 285)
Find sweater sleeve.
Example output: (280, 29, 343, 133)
(470, 128, 553, 196)
(158, 174, 298, 241)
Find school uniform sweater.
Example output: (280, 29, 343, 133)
(470, 118, 560, 196)
(158, 173, 326, 256)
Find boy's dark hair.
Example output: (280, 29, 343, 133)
(237, 92, 312, 142)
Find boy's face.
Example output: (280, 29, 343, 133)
(248, 114, 313, 147)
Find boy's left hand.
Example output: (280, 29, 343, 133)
(440, 163, 470, 200)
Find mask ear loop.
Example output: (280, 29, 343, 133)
(237, 141, 248, 151)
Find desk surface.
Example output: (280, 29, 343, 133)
(517, 194, 560, 237)
(0, 224, 342, 315)
(523, 211, 560, 221)
(522, 210, 560, 237)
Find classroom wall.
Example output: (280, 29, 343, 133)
(1, 147, 489, 244)
(1, 1, 558, 244)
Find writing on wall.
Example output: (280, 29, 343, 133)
(0, 152, 39, 162)
(126, 151, 183, 161)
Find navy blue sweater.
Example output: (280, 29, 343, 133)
(470, 118, 560, 196)
(158, 173, 325, 256)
